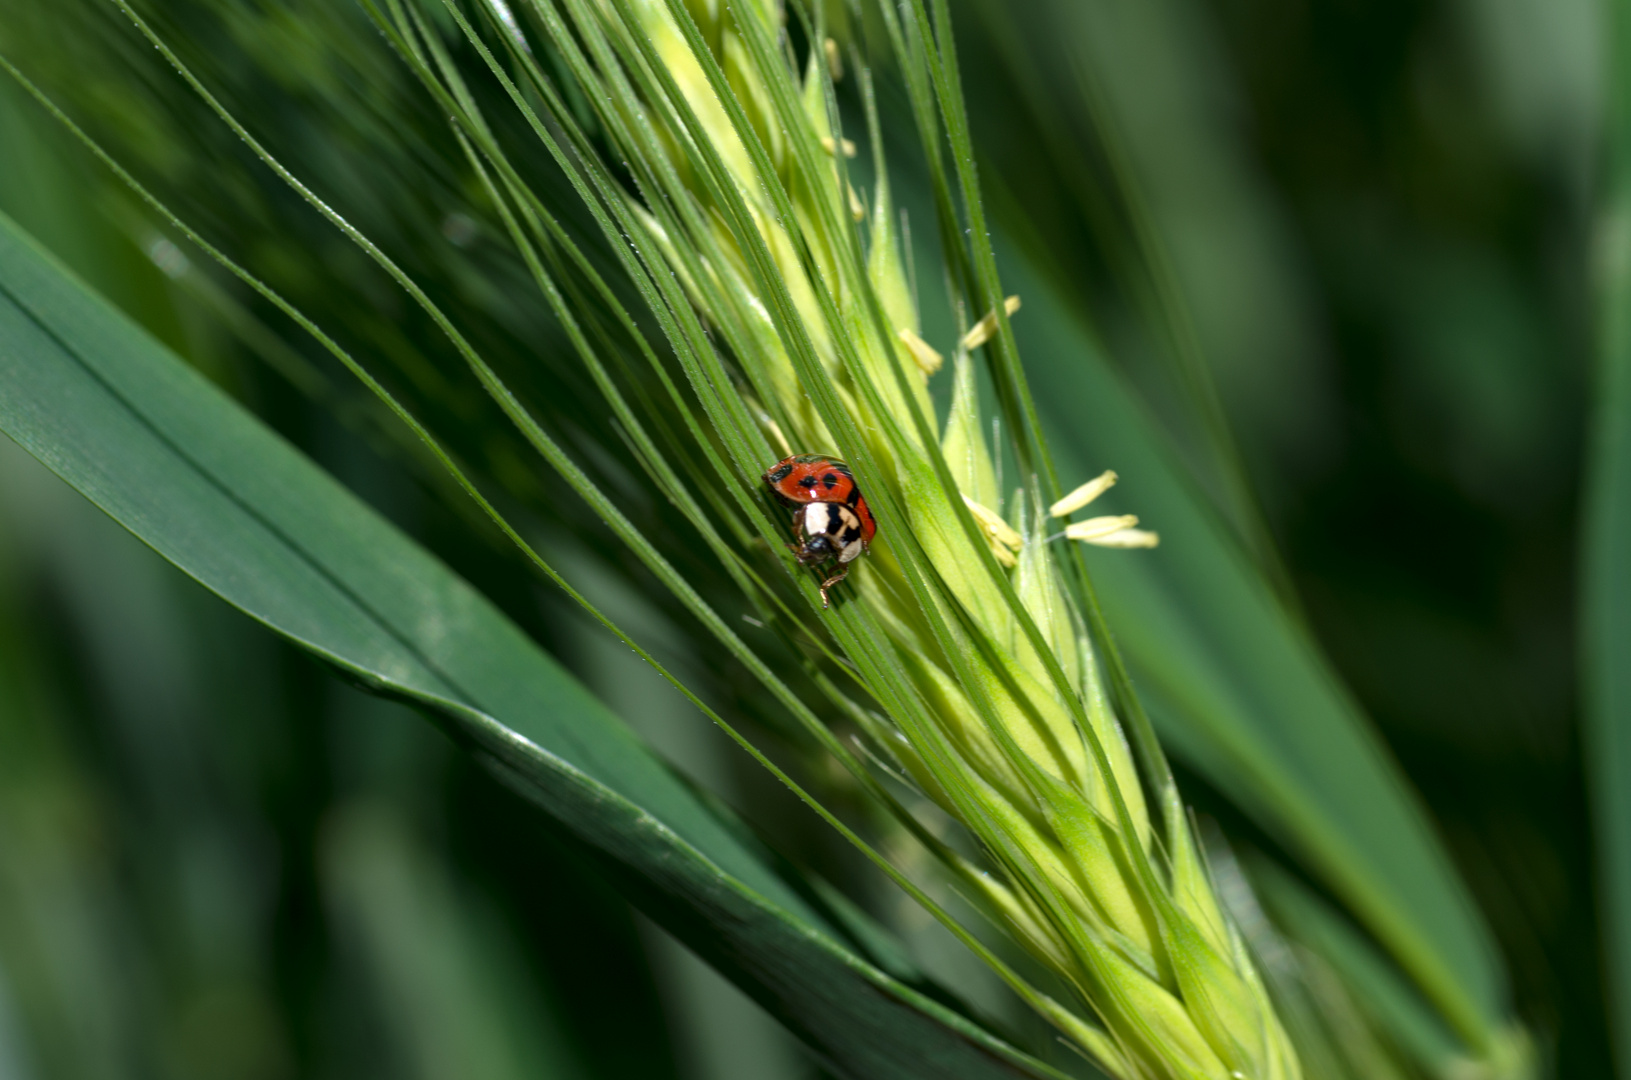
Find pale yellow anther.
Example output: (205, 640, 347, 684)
(1049, 471, 1118, 518)
(820, 135, 857, 158)
(963, 494, 1024, 553)
(1064, 515, 1140, 542)
(898, 328, 944, 375)
(848, 183, 865, 222)
(1078, 525, 1161, 549)
(960, 295, 1022, 351)
(824, 38, 843, 81)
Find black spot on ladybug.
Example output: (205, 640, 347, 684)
(799, 475, 817, 488)
(823, 473, 839, 489)
(768, 463, 793, 483)
(844, 485, 862, 506)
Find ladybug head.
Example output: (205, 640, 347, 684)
(802, 534, 835, 558)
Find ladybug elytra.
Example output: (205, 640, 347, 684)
(762, 455, 876, 607)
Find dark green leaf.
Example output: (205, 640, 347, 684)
(1247, 857, 1461, 1071)
(1004, 252, 1506, 1052)
(1584, 4, 1631, 1069)
(0, 210, 1070, 1080)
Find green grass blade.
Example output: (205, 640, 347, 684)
(1247, 858, 1464, 1072)
(963, 3, 1293, 598)
(1001, 250, 1507, 1053)
(1585, 0, 1631, 1069)
(0, 209, 1076, 1080)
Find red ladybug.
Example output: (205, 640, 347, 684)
(762, 455, 876, 607)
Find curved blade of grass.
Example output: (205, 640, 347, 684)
(1585, 0, 1631, 1068)
(0, 210, 1077, 1080)
(1000, 250, 1506, 1052)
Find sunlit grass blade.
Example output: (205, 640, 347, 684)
(430, 0, 1304, 1072)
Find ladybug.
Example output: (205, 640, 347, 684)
(762, 455, 877, 607)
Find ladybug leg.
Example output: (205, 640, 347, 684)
(817, 562, 850, 609)
(788, 507, 810, 563)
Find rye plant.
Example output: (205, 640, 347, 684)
(477, 1, 1301, 1074)
(310, 0, 1293, 1071)
(0, 0, 1543, 1076)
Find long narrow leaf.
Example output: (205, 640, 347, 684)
(1585, 0, 1631, 1068)
(0, 210, 1072, 1080)
(1001, 250, 1509, 1051)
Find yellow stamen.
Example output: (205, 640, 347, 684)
(1049, 471, 1118, 518)
(960, 295, 1022, 351)
(964, 494, 1024, 553)
(1078, 526, 1160, 549)
(898, 328, 944, 375)
(824, 38, 843, 81)
(1064, 515, 1140, 542)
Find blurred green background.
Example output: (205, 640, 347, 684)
(0, 0, 1606, 1076)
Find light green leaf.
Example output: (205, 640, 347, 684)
(0, 210, 1072, 1080)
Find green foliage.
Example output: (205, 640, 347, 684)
(0, 0, 1604, 1075)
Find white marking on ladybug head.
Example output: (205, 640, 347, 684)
(802, 502, 836, 536)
